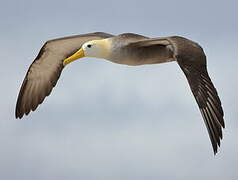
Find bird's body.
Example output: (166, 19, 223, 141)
(91, 33, 174, 65)
(15, 32, 225, 154)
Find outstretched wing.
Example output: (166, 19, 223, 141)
(15, 32, 114, 119)
(165, 36, 225, 154)
(177, 51, 224, 154)
(121, 35, 225, 153)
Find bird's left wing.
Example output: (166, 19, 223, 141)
(128, 36, 225, 154)
(16, 32, 114, 119)
(177, 58, 224, 154)
(169, 36, 225, 154)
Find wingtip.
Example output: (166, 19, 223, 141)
(15, 110, 23, 119)
(213, 148, 219, 156)
(15, 108, 19, 119)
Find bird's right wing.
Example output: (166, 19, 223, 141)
(15, 32, 114, 119)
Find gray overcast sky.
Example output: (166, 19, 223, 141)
(1, 0, 238, 179)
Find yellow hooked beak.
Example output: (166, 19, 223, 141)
(63, 48, 85, 66)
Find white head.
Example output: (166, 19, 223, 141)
(82, 39, 111, 59)
(63, 39, 111, 66)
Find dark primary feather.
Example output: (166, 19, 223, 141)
(179, 61, 224, 154)
(169, 36, 225, 154)
(15, 32, 113, 118)
(127, 35, 225, 153)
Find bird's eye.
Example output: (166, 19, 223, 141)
(87, 44, 92, 48)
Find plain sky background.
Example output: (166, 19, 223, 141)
(1, 0, 238, 179)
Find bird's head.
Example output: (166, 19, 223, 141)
(63, 39, 111, 66)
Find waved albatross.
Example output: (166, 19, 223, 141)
(15, 32, 225, 154)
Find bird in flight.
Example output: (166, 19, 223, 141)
(15, 32, 225, 154)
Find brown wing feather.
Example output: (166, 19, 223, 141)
(166, 36, 225, 154)
(15, 32, 113, 118)
(125, 35, 225, 153)
(176, 52, 224, 154)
